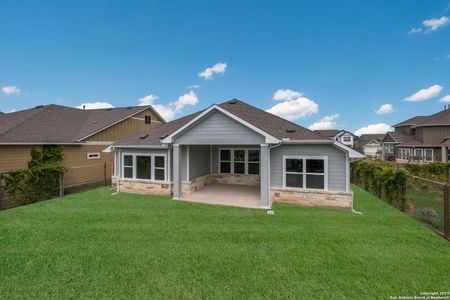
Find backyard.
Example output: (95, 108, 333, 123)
(0, 186, 449, 299)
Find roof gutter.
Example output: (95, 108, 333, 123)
(110, 144, 169, 150)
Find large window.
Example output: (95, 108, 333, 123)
(283, 156, 327, 190)
(122, 154, 166, 181)
(219, 149, 260, 175)
(425, 148, 433, 162)
(397, 148, 411, 160)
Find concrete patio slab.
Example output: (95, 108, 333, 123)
(180, 183, 261, 209)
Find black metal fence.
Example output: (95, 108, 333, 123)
(351, 166, 449, 241)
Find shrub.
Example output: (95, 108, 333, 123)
(4, 145, 65, 203)
(419, 208, 438, 225)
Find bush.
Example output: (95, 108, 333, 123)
(4, 145, 65, 203)
(419, 208, 438, 225)
(351, 160, 407, 207)
(404, 163, 450, 182)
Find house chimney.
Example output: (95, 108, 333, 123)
(83, 105, 86, 110)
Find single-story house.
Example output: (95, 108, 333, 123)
(315, 129, 356, 148)
(112, 99, 363, 210)
(0, 104, 165, 189)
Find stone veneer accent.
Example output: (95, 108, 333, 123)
(207, 173, 260, 186)
(182, 174, 211, 195)
(113, 177, 172, 196)
(270, 187, 353, 210)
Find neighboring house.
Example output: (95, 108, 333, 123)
(315, 130, 356, 148)
(354, 134, 384, 159)
(0, 104, 165, 188)
(381, 107, 450, 163)
(112, 99, 363, 210)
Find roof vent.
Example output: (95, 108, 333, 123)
(286, 129, 296, 133)
(228, 100, 237, 104)
(35, 105, 44, 109)
(139, 134, 149, 139)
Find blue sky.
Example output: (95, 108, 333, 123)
(1, 0, 450, 135)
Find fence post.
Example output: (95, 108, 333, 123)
(59, 173, 64, 198)
(104, 162, 107, 186)
(401, 183, 406, 212)
(444, 184, 450, 240)
(0, 173, 3, 210)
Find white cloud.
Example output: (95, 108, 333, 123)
(375, 104, 394, 115)
(308, 114, 339, 130)
(408, 28, 423, 34)
(187, 84, 200, 89)
(174, 90, 198, 110)
(439, 95, 450, 103)
(423, 16, 449, 32)
(266, 97, 319, 121)
(137, 91, 199, 121)
(405, 84, 443, 102)
(1, 86, 20, 95)
(273, 89, 303, 101)
(138, 94, 159, 106)
(199, 62, 227, 79)
(355, 123, 392, 136)
(152, 104, 177, 121)
(76, 102, 114, 109)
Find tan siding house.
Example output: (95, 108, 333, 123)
(0, 105, 165, 188)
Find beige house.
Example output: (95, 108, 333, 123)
(0, 104, 165, 188)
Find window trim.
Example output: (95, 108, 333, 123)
(218, 148, 260, 175)
(121, 152, 168, 182)
(87, 152, 101, 160)
(342, 136, 352, 143)
(424, 148, 433, 162)
(414, 148, 423, 158)
(282, 155, 328, 191)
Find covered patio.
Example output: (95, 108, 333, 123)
(180, 183, 261, 209)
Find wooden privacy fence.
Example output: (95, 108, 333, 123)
(0, 162, 113, 210)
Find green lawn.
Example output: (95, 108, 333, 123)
(0, 186, 449, 299)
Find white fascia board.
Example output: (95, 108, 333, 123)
(281, 139, 335, 145)
(332, 141, 365, 159)
(111, 145, 169, 150)
(161, 105, 280, 144)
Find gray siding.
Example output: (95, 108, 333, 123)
(422, 126, 450, 144)
(174, 110, 265, 145)
(188, 145, 211, 180)
(270, 144, 347, 192)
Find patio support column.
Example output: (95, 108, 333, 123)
(442, 146, 447, 162)
(260, 144, 270, 209)
(173, 144, 182, 199)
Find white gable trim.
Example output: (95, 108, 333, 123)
(332, 141, 365, 159)
(161, 105, 280, 144)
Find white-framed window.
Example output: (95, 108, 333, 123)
(87, 152, 100, 160)
(342, 136, 352, 143)
(414, 148, 423, 158)
(397, 148, 411, 160)
(283, 156, 328, 190)
(121, 153, 167, 182)
(425, 148, 433, 162)
(219, 148, 260, 175)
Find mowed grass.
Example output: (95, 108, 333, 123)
(0, 186, 449, 299)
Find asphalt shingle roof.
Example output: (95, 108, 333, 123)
(114, 99, 326, 146)
(314, 130, 342, 138)
(0, 104, 156, 143)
